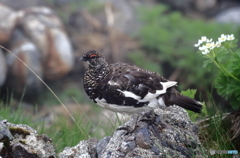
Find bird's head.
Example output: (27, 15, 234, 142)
(80, 50, 106, 67)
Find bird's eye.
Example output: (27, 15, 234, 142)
(89, 54, 97, 58)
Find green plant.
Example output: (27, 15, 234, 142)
(199, 112, 236, 158)
(37, 86, 92, 106)
(136, 5, 238, 90)
(44, 0, 104, 23)
(180, 89, 207, 121)
(0, 99, 113, 154)
(44, 114, 90, 153)
(195, 34, 240, 110)
(127, 51, 163, 74)
(0, 103, 31, 125)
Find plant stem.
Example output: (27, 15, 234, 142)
(214, 58, 240, 82)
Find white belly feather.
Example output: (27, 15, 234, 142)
(95, 98, 153, 114)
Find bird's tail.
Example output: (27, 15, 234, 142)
(164, 88, 202, 113)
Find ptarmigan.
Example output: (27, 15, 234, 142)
(80, 50, 202, 130)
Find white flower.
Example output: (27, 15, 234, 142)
(195, 33, 233, 55)
(202, 49, 210, 54)
(206, 38, 213, 43)
(226, 34, 235, 41)
(198, 41, 213, 51)
(209, 42, 216, 50)
(194, 36, 208, 47)
(218, 34, 227, 43)
(194, 39, 202, 47)
(200, 36, 207, 42)
(205, 42, 213, 49)
(207, 41, 221, 50)
(199, 45, 207, 51)
(215, 41, 221, 47)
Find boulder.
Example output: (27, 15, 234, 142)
(59, 106, 205, 157)
(0, 50, 7, 87)
(0, 3, 19, 44)
(0, 0, 42, 10)
(1, 5, 74, 99)
(195, 0, 217, 12)
(6, 28, 43, 97)
(19, 6, 74, 80)
(0, 120, 56, 158)
(214, 7, 240, 25)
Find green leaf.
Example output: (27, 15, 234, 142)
(235, 49, 240, 58)
(180, 89, 197, 99)
(203, 58, 212, 68)
(215, 72, 240, 109)
(136, 3, 238, 92)
(230, 97, 240, 110)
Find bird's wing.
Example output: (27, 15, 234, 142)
(97, 63, 177, 106)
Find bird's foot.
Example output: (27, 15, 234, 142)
(117, 111, 156, 133)
(117, 115, 139, 133)
(138, 110, 156, 123)
(117, 124, 136, 133)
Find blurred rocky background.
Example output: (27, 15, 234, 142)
(0, 0, 239, 155)
(0, 0, 239, 124)
(0, 0, 239, 122)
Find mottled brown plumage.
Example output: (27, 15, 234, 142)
(80, 50, 202, 114)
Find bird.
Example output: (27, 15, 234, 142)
(80, 50, 202, 131)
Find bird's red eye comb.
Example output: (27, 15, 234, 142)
(89, 54, 97, 58)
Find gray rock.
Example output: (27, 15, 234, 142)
(0, 50, 7, 87)
(6, 28, 43, 97)
(0, 3, 19, 44)
(0, 120, 56, 158)
(2, 5, 74, 97)
(158, 0, 191, 11)
(60, 106, 205, 158)
(0, 0, 42, 10)
(59, 140, 91, 158)
(214, 7, 240, 25)
(96, 136, 111, 157)
(70, 0, 154, 35)
(0, 119, 13, 148)
(19, 6, 74, 80)
(195, 0, 217, 12)
(88, 137, 98, 158)
(98, 0, 145, 34)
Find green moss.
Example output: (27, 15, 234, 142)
(9, 127, 30, 138)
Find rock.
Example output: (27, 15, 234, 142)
(0, 5, 74, 99)
(96, 136, 111, 157)
(0, 3, 19, 44)
(0, 0, 42, 10)
(157, 0, 191, 11)
(19, 6, 74, 80)
(88, 137, 98, 157)
(43, 27, 74, 80)
(18, 7, 62, 59)
(195, 0, 217, 12)
(98, 0, 151, 34)
(60, 106, 205, 157)
(0, 50, 7, 87)
(59, 141, 91, 158)
(0, 120, 56, 158)
(6, 28, 43, 97)
(0, 120, 13, 147)
(214, 7, 240, 25)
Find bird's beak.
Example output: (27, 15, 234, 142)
(79, 56, 86, 61)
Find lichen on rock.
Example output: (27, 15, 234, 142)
(59, 106, 205, 158)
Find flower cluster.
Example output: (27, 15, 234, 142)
(194, 34, 235, 54)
